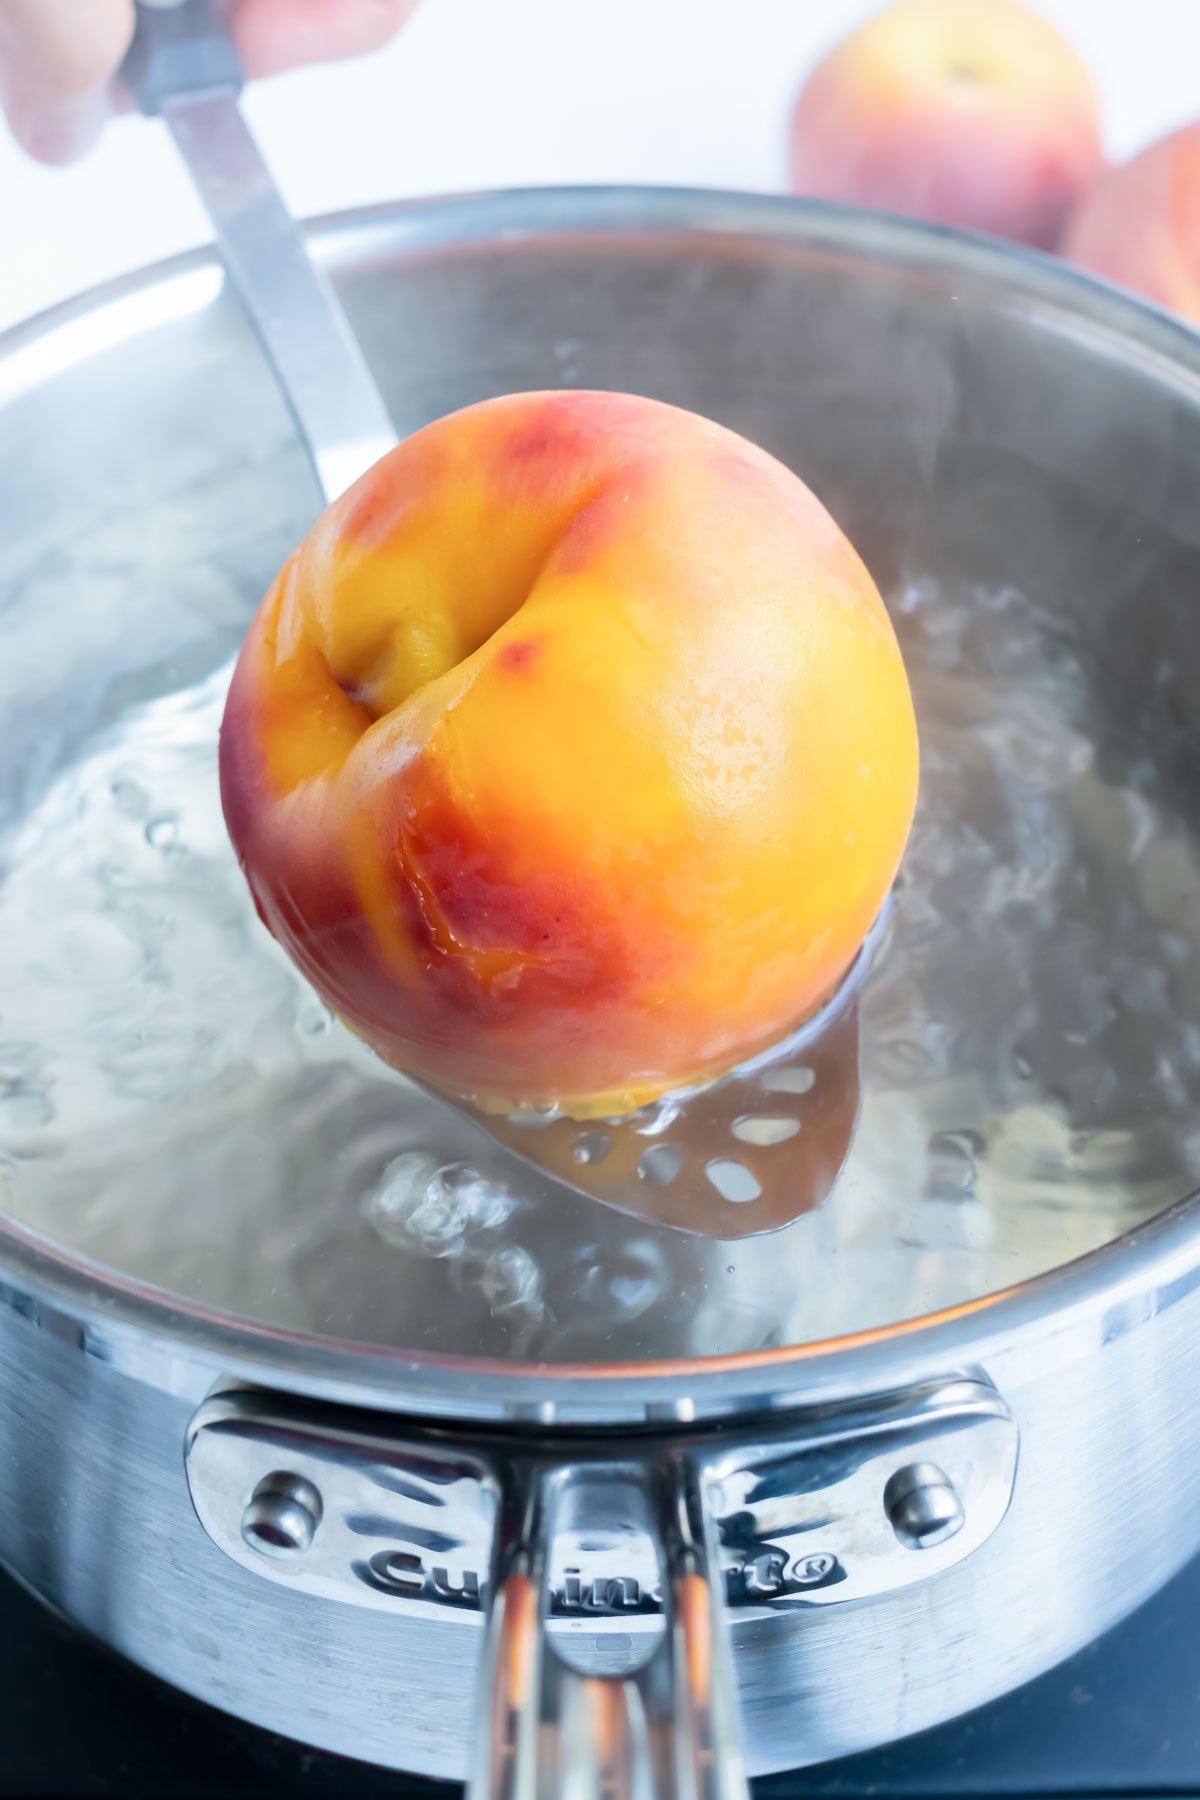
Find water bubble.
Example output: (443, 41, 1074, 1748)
(479, 1245, 542, 1316)
(925, 1129, 980, 1202)
(110, 775, 149, 821)
(364, 1155, 514, 1258)
(631, 1098, 683, 1138)
(638, 1144, 683, 1185)
(574, 1132, 613, 1165)
(438, 1162, 513, 1234)
(561, 1241, 665, 1324)
(294, 993, 333, 1038)
(1157, 1055, 1190, 1110)
(896, 576, 938, 615)
(364, 1152, 467, 1254)
(145, 815, 179, 849)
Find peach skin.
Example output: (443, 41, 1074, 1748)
(220, 391, 918, 1119)
(788, 0, 1103, 250)
(1061, 124, 1200, 323)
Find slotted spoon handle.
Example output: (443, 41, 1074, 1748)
(122, 0, 397, 504)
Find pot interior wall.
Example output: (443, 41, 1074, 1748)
(1, 196, 1198, 1367)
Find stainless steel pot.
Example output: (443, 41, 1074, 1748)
(2, 189, 1200, 1792)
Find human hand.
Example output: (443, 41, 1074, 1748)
(0, 0, 420, 164)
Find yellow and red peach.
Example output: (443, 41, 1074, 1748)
(1061, 123, 1200, 322)
(220, 390, 918, 1118)
(788, 0, 1103, 250)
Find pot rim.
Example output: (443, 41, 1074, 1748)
(3, 183, 1200, 1424)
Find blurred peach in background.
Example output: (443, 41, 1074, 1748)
(788, 0, 1103, 250)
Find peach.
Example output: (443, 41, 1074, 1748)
(788, 0, 1103, 250)
(1061, 124, 1200, 322)
(220, 391, 918, 1118)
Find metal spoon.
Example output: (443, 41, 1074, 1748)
(124, 0, 870, 1239)
(470, 926, 877, 1239)
(123, 0, 396, 501)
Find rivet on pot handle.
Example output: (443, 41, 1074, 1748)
(185, 1377, 1018, 1792)
(472, 1461, 747, 1799)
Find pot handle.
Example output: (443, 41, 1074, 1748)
(469, 1463, 749, 1800)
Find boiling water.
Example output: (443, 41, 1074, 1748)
(2, 569, 1199, 1362)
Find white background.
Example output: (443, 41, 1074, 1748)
(2, 0, 1197, 333)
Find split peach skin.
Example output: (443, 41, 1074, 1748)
(220, 391, 918, 1118)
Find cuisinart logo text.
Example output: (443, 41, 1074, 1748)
(354, 1544, 845, 1612)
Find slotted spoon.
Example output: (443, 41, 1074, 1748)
(125, 0, 873, 1241)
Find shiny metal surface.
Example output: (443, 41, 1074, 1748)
(188, 1380, 1013, 1794)
(188, 1393, 500, 1623)
(185, 1377, 1015, 1629)
(164, 93, 397, 501)
(472, 1467, 746, 1800)
(2, 191, 1200, 1778)
(3, 192, 1200, 1406)
(126, 0, 396, 502)
(2, 1242, 1199, 1777)
(241, 1471, 323, 1559)
(884, 1462, 964, 1550)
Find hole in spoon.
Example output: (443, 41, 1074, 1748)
(638, 1144, 683, 1186)
(705, 1159, 762, 1203)
(574, 1131, 613, 1165)
(731, 1115, 800, 1146)
(760, 1065, 815, 1096)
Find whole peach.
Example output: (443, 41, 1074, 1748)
(220, 391, 918, 1118)
(789, 0, 1103, 250)
(1061, 124, 1200, 322)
